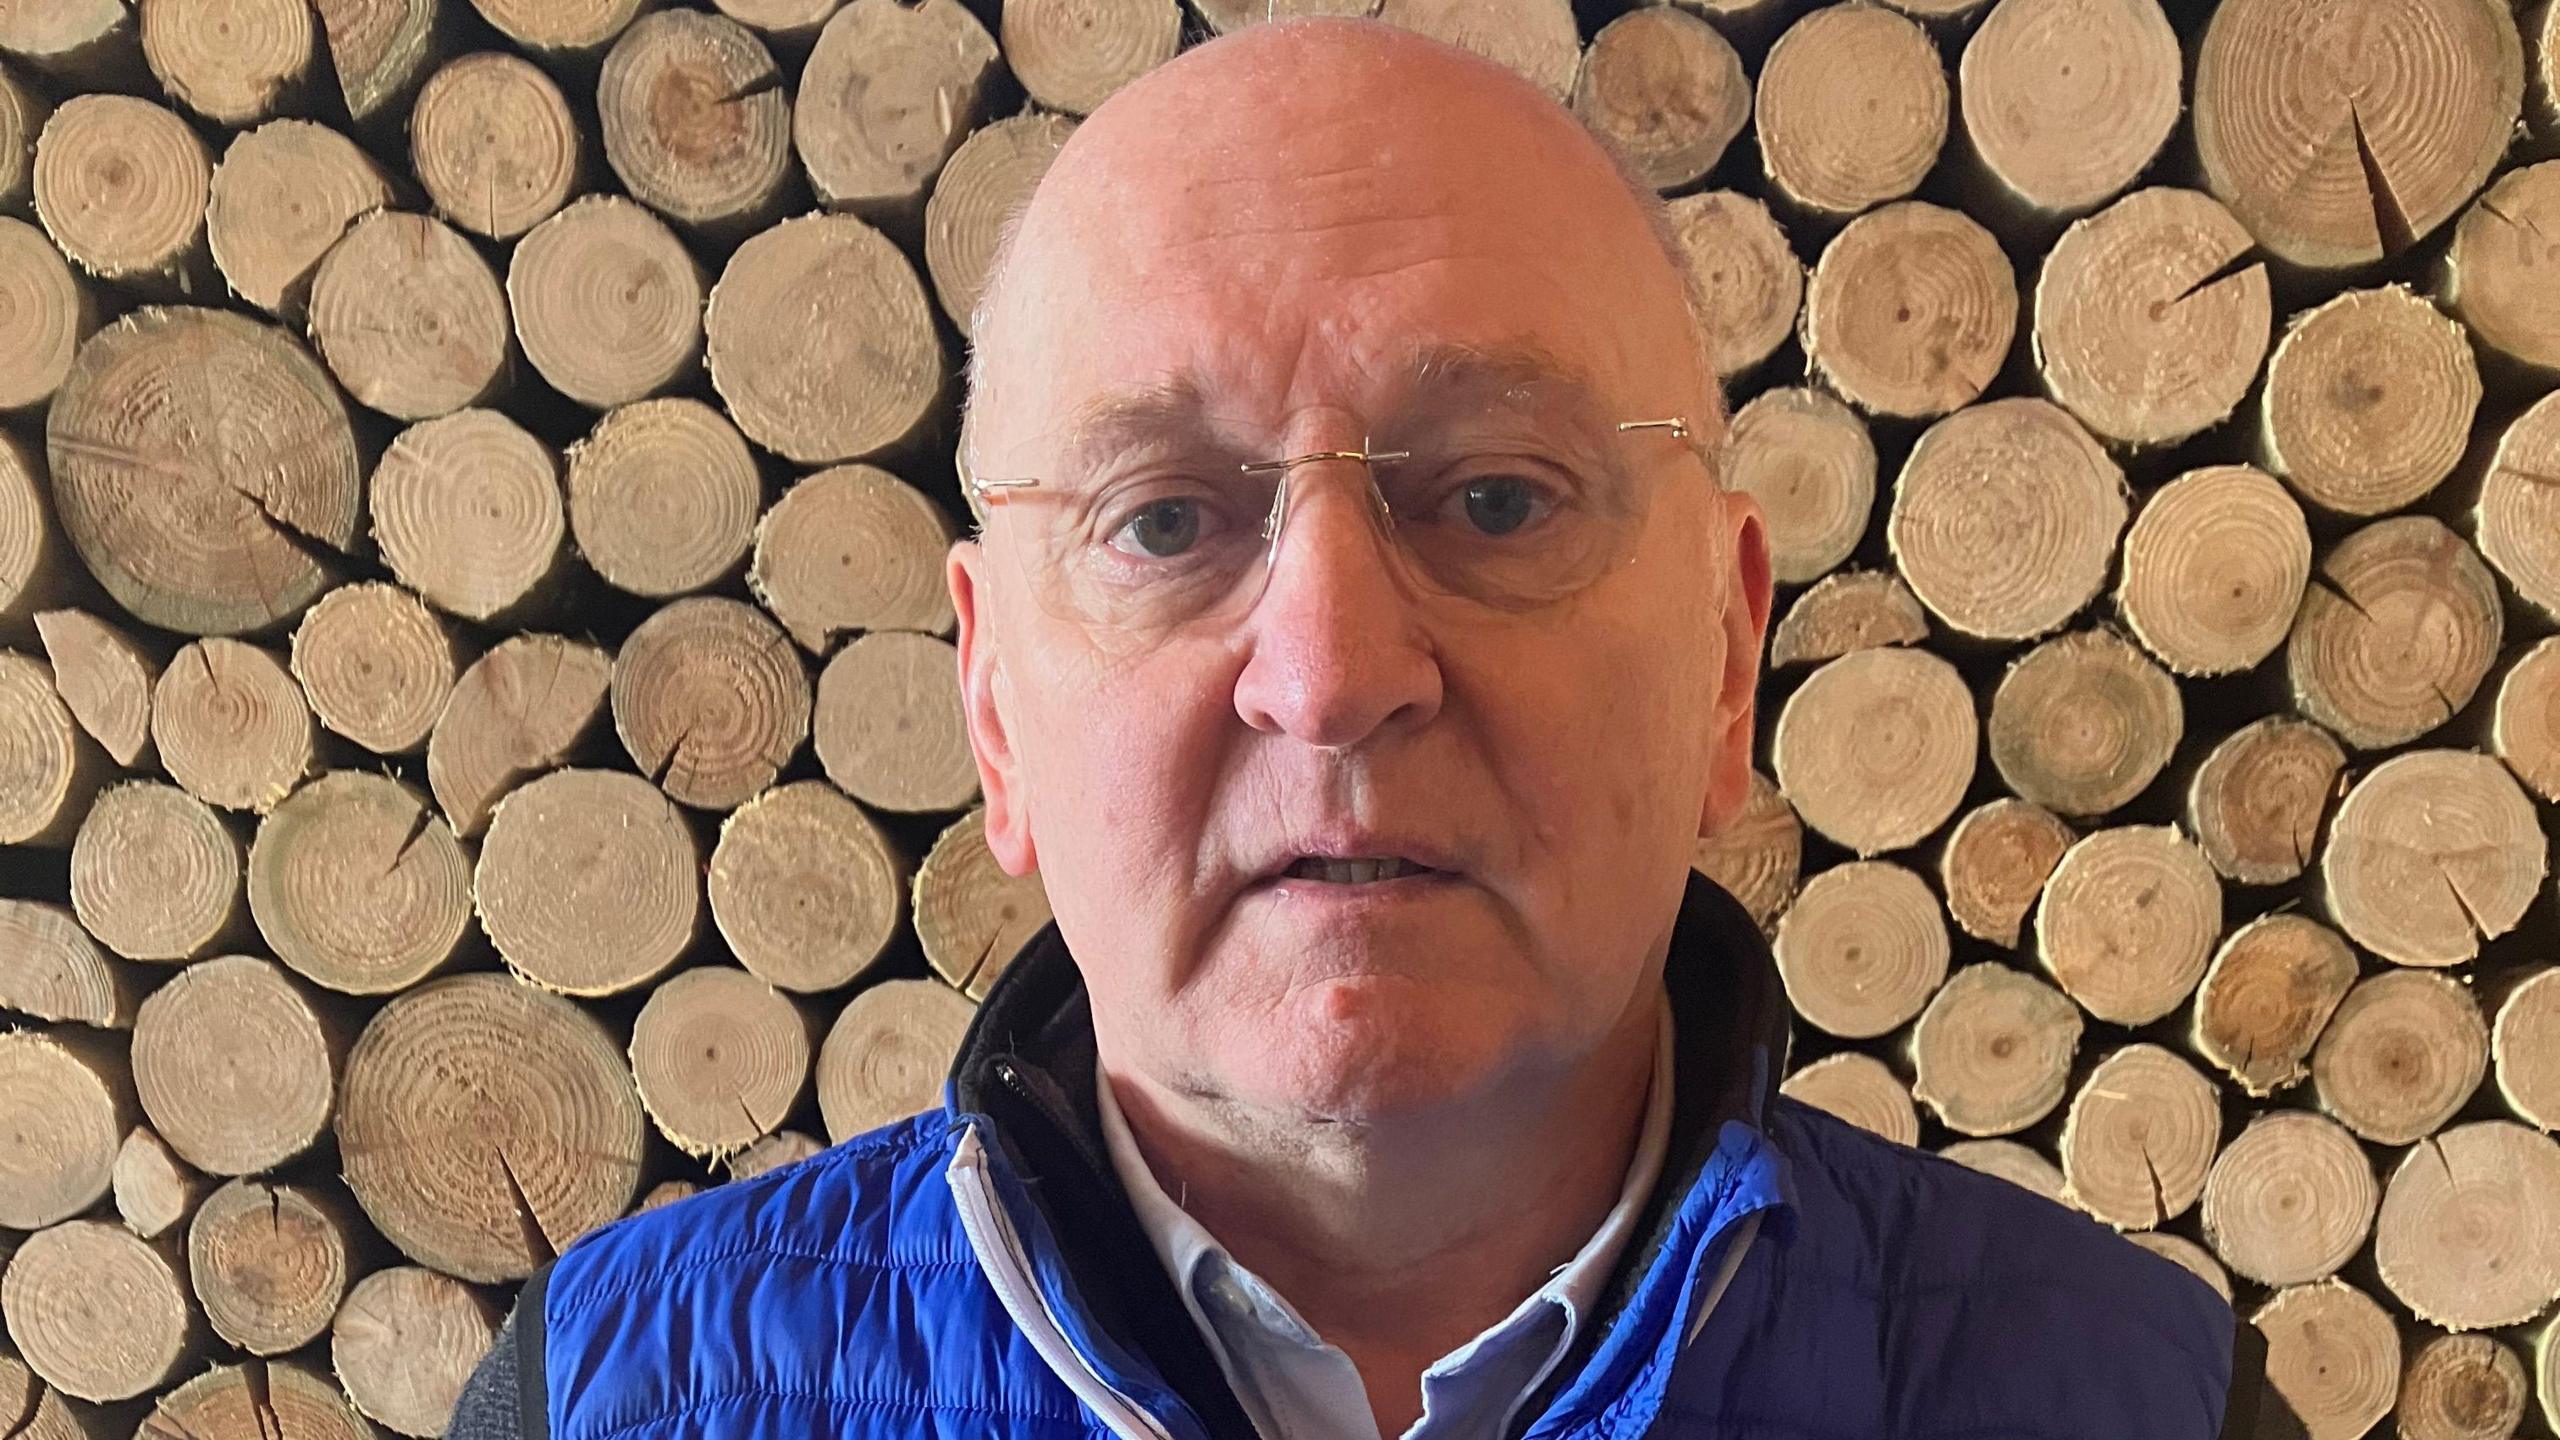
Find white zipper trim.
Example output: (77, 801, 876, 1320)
(949, 1122, 1179, 1440)
(1684, 1209, 1763, 1348)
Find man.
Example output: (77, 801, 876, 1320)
(452, 16, 2296, 1439)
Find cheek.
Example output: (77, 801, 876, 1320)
(1011, 638, 1233, 889)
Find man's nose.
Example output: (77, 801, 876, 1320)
(1230, 466, 1445, 749)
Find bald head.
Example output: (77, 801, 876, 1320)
(963, 17, 1716, 475)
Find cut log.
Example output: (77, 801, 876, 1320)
(206, 119, 394, 322)
(0, 214, 91, 413)
(136, 1361, 376, 1440)
(1938, 1138, 2067, 1205)
(2036, 825, 2220, 1027)
(2058, 1043, 2219, 1229)
(1177, 0, 1372, 32)
(308, 210, 513, 421)
(2199, 1109, 2376, 1287)
(923, 112, 1075, 338)
(633, 1179, 695, 1212)
(2374, 1120, 2560, 1331)
(1771, 646, 1976, 857)
(1570, 7, 1750, 194)
(0, 62, 37, 214)
(2287, 517, 2502, 751)
(2129, 1233, 2233, 1304)
(1936, 797, 2072, 949)
(2265, 286, 2483, 519)
(185, 1178, 354, 1354)
(2035, 189, 2269, 447)
(2493, 967, 2560, 1130)
(0, 0, 141, 85)
(598, 10, 792, 237)
(138, 0, 315, 126)
(427, 634, 612, 837)
(2312, 970, 2488, 1146)
(1986, 627, 2181, 818)
(612, 596, 810, 810)
(510, 196, 704, 410)
(915, 805, 1054, 1000)
(409, 51, 579, 241)
(2322, 748, 2545, 967)
(816, 979, 977, 1141)
(1957, 0, 2180, 216)
(1756, 4, 1945, 217)
(1772, 860, 1948, 1040)
(1804, 203, 2017, 420)
(813, 631, 976, 814)
(2191, 912, 2357, 1098)
(2196, 0, 2520, 268)
(130, 954, 341, 1176)
(477, 767, 702, 995)
(467, 0, 645, 55)
(998, 0, 1179, 115)
(2495, 637, 2560, 802)
(1908, 961, 2081, 1138)
(629, 964, 811, 1160)
(0, 1027, 133, 1229)
(2117, 466, 2310, 679)
(2251, 1281, 2401, 1440)
(1372, 0, 1578, 102)
(0, 435, 59, 635)
(2444, 160, 2560, 372)
(332, 1266, 498, 1439)
(1689, 768, 1801, 931)
(1778, 1052, 1919, 1147)
(339, 971, 645, 1283)
(0, 897, 135, 1026)
(247, 770, 473, 994)
(112, 1127, 206, 1241)
(310, 0, 447, 124)
(151, 637, 315, 813)
(0, 649, 103, 846)
(32, 95, 212, 293)
(567, 398, 759, 598)
(372, 409, 566, 624)
(794, 0, 998, 221)
(1888, 399, 2127, 641)
(2478, 391, 2560, 626)
(727, 1127, 822, 1179)
(707, 213, 942, 465)
(2398, 1333, 2529, 1440)
(1767, 571, 1928, 669)
(46, 306, 362, 636)
(289, 583, 456, 756)
(0, 1219, 201, 1402)
(1723, 387, 1872, 585)
(751, 465, 956, 653)
(2185, 717, 2343, 887)
(36, 609, 159, 767)
(68, 781, 245, 962)
(1664, 192, 1802, 382)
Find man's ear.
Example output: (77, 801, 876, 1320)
(1699, 495, 1774, 841)
(950, 539, 1038, 876)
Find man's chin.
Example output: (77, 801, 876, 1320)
(1250, 975, 1522, 1122)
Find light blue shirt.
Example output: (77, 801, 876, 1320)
(1094, 1004, 1675, 1440)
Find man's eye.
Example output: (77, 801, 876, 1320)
(1111, 497, 1204, 557)
(1459, 475, 1545, 536)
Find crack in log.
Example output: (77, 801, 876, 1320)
(2436, 862, 2498, 944)
(2306, 573, 2376, 625)
(385, 794, 436, 875)
(244, 1360, 282, 1440)
(2168, 248, 2263, 308)
(494, 1144, 561, 1264)
(2140, 1146, 2172, 1230)
(2349, 103, 2417, 257)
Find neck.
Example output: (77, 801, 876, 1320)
(1101, 985, 1665, 1437)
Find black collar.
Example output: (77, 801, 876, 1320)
(946, 871, 1794, 1440)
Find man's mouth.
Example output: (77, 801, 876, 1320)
(1280, 856, 1441, 884)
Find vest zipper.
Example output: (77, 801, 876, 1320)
(948, 1120, 1180, 1440)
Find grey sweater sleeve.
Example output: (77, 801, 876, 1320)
(446, 1264, 549, 1440)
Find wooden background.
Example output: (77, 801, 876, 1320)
(2, 0, 2559, 1434)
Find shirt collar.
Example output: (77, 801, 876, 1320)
(1093, 997, 1677, 1416)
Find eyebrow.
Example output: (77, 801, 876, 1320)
(1053, 339, 1613, 474)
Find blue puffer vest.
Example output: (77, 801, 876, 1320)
(528, 875, 2257, 1439)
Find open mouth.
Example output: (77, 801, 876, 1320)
(1280, 856, 1442, 884)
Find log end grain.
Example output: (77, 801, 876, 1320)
(31, 94, 210, 286)
(1778, 1051, 1919, 1147)
(2192, 912, 2357, 1098)
(2479, 391, 2560, 626)
(2312, 969, 2488, 1145)
(708, 213, 943, 465)
(709, 779, 905, 994)
(813, 630, 977, 814)
(914, 804, 1053, 1000)
(1806, 203, 2015, 420)
(567, 398, 760, 599)
(1909, 961, 2082, 1138)
(1757, 4, 1947, 216)
(2287, 518, 2502, 753)
(793, 0, 998, 215)
(186, 1178, 351, 1354)
(750, 464, 957, 651)
(1664, 191, 1803, 382)
(511, 197, 707, 410)
(1772, 860, 1949, 1040)
(477, 767, 703, 996)
(2262, 286, 2481, 518)
(598, 10, 792, 231)
(2374, 1121, 2560, 1331)
(0, 1029, 129, 1231)
(332, 1266, 499, 1439)
(2059, 1043, 2220, 1229)
(289, 583, 455, 756)
(2250, 1280, 2401, 1440)
(206, 119, 391, 322)
(372, 410, 567, 624)
(1, 1219, 200, 1402)
(409, 51, 579, 241)
(2320, 748, 2545, 967)
(68, 780, 243, 963)
(2036, 825, 2220, 1027)
(2398, 1333, 2530, 1440)
(309, 211, 512, 422)
(816, 978, 977, 1141)
(2199, 1108, 2377, 1288)
(1724, 387, 1872, 585)
(2493, 966, 2560, 1131)
(1767, 570, 1928, 669)
(151, 639, 313, 814)
(629, 965, 811, 1160)
(1771, 646, 1977, 857)
(1570, 7, 1748, 194)
(611, 596, 811, 811)
(1959, 0, 2181, 214)
(248, 770, 474, 994)
(1888, 398, 2127, 642)
(35, 608, 157, 768)
(1986, 627, 2182, 818)
(130, 954, 336, 1176)
(922, 112, 1074, 338)
(426, 634, 612, 838)
(1937, 797, 2073, 949)
(2118, 466, 2310, 679)
(1690, 768, 1802, 932)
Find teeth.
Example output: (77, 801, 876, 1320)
(1286, 856, 1419, 883)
